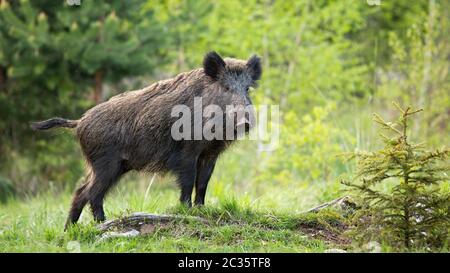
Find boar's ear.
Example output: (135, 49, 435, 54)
(246, 55, 262, 81)
(203, 51, 226, 80)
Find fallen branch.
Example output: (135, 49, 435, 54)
(304, 196, 356, 213)
(97, 212, 207, 232)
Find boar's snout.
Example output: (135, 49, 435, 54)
(235, 115, 252, 133)
(228, 105, 255, 135)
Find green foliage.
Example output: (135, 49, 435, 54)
(1, 0, 444, 197)
(0, 175, 15, 203)
(354, 0, 429, 64)
(256, 104, 354, 185)
(148, 0, 371, 109)
(375, 1, 450, 145)
(343, 103, 450, 251)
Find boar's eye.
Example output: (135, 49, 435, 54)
(245, 86, 250, 92)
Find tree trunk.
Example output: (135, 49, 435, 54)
(417, 0, 435, 136)
(0, 66, 5, 91)
(93, 69, 103, 104)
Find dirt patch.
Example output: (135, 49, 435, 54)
(139, 222, 170, 235)
(139, 224, 156, 235)
(298, 222, 351, 247)
(299, 226, 351, 246)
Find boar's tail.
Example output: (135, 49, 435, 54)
(31, 118, 78, 131)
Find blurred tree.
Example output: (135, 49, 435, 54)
(0, 0, 168, 192)
(374, 0, 450, 145)
(357, 0, 429, 64)
(143, 0, 212, 73)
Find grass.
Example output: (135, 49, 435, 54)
(0, 175, 351, 253)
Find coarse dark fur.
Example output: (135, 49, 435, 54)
(31, 51, 262, 230)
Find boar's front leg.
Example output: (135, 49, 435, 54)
(194, 156, 217, 206)
(175, 161, 197, 207)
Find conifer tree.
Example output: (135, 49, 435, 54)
(343, 103, 449, 251)
(0, 0, 167, 145)
(0, 0, 167, 190)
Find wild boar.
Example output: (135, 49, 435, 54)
(31, 51, 262, 230)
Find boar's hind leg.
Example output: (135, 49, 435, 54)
(88, 158, 127, 222)
(65, 173, 92, 230)
(194, 156, 217, 206)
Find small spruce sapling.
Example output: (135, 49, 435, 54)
(342, 103, 449, 251)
